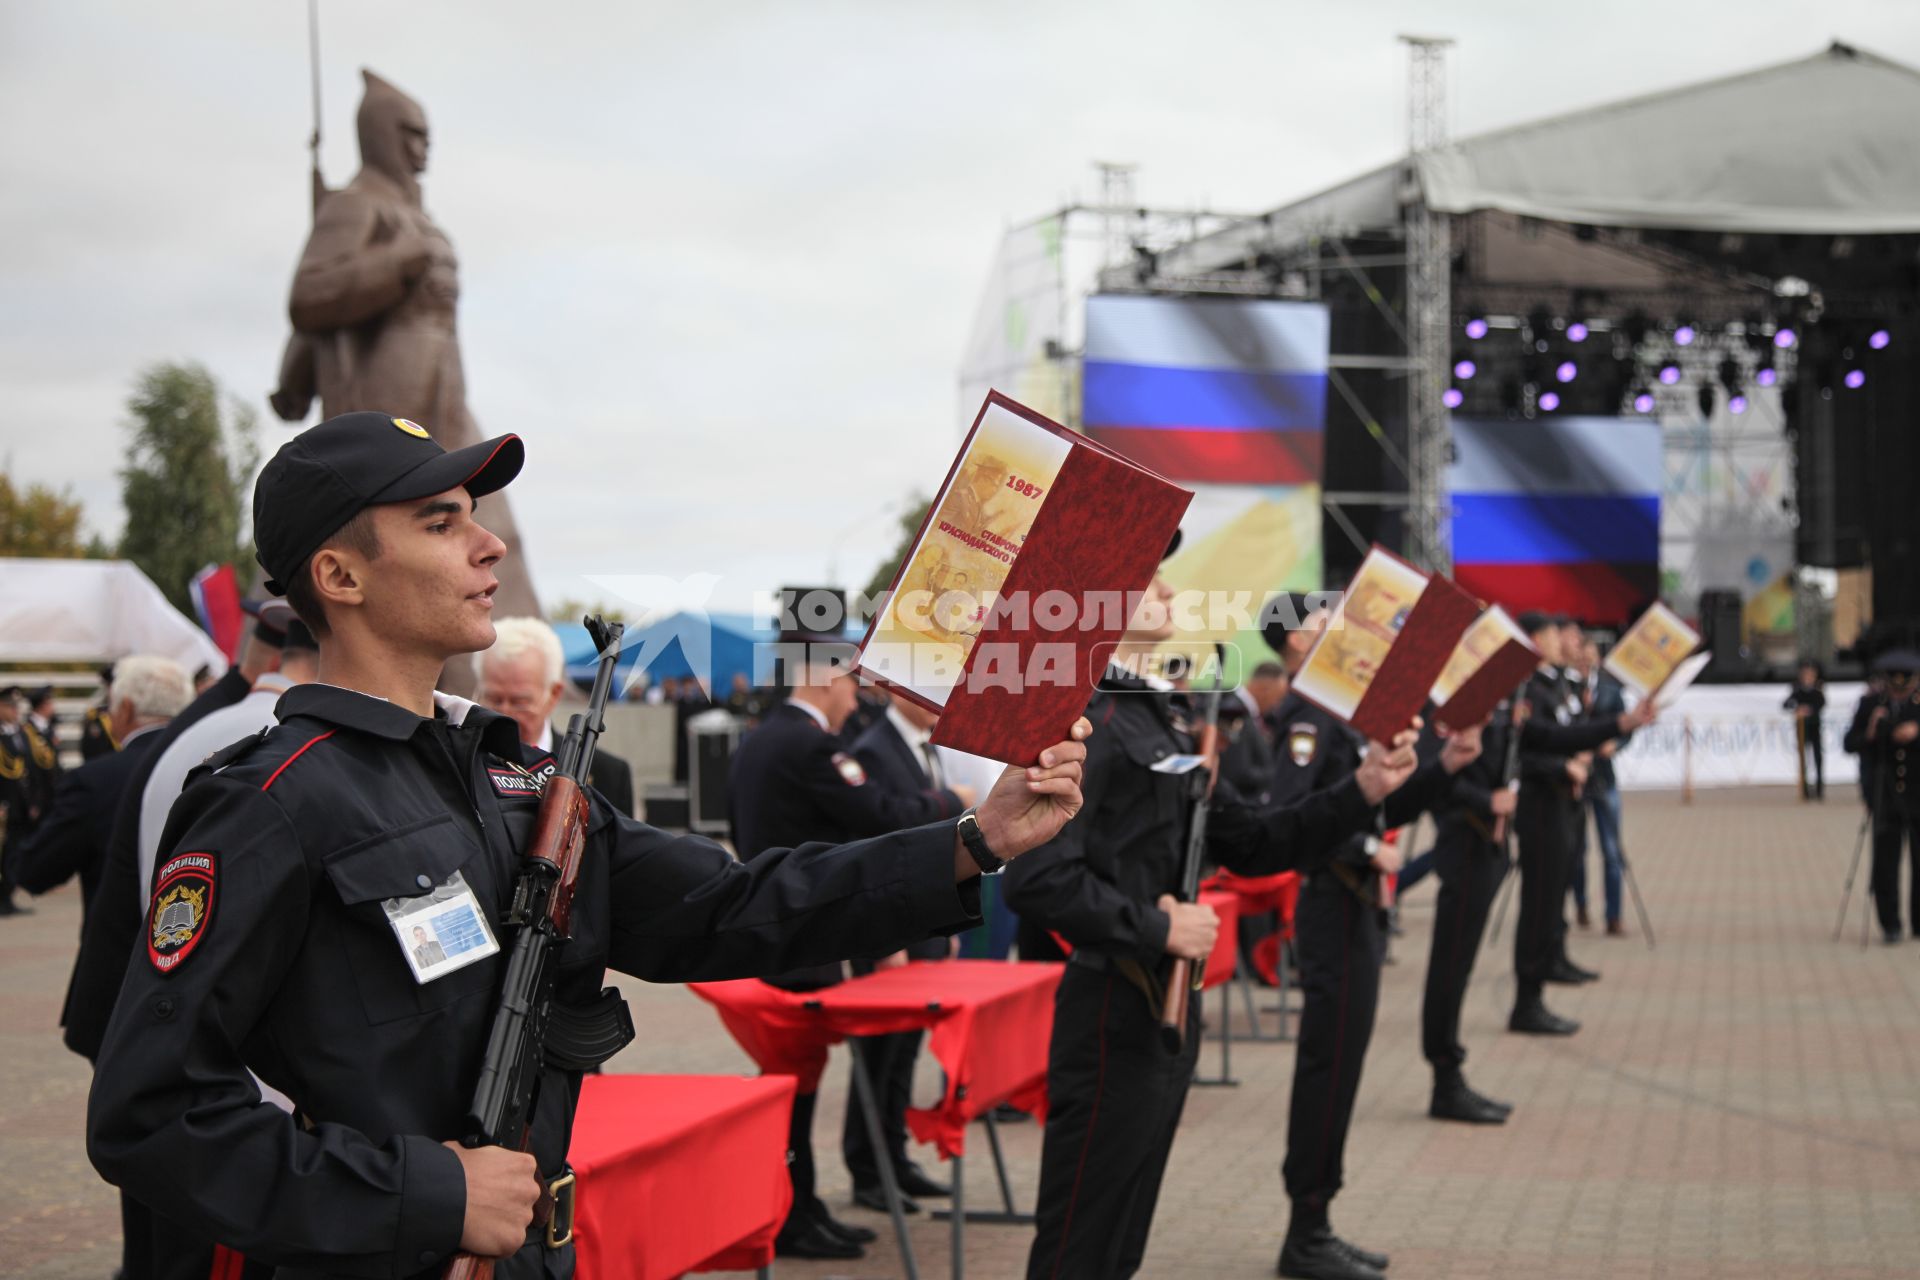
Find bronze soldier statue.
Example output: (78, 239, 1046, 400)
(271, 69, 539, 633)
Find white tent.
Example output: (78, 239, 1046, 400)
(1156, 42, 1920, 278)
(0, 558, 227, 673)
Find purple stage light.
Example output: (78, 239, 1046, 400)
(1538, 391, 1561, 411)
(1658, 364, 1682, 385)
(1454, 359, 1476, 379)
(1845, 368, 1866, 389)
(1729, 394, 1748, 414)
(1755, 367, 1778, 388)
(1774, 328, 1796, 349)
(1567, 322, 1589, 342)
(1464, 318, 1489, 340)
(1633, 392, 1655, 414)
(1442, 387, 1465, 409)
(1674, 325, 1696, 346)
(1870, 328, 1891, 350)
(1555, 361, 1577, 383)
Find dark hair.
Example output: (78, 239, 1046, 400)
(1251, 661, 1287, 681)
(284, 509, 383, 639)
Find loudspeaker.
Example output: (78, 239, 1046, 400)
(1699, 588, 1745, 673)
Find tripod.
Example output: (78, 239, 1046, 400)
(1831, 809, 1875, 946)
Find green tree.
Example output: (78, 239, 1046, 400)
(860, 495, 932, 608)
(0, 473, 102, 557)
(118, 363, 260, 613)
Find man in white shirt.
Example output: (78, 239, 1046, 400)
(138, 624, 321, 896)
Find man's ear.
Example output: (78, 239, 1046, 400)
(311, 546, 367, 615)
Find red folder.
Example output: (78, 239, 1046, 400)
(1433, 608, 1542, 731)
(1291, 546, 1481, 744)
(856, 392, 1192, 765)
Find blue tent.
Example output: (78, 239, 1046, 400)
(553, 611, 862, 693)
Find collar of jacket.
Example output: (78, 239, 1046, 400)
(275, 682, 525, 757)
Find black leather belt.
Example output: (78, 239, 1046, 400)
(1067, 949, 1114, 972)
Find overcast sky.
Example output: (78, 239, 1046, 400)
(4, 1, 1917, 614)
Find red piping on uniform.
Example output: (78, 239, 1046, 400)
(1050, 973, 1114, 1279)
(462, 435, 519, 486)
(209, 1245, 243, 1280)
(262, 731, 336, 791)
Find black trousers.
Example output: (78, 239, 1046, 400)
(1513, 786, 1573, 1002)
(1282, 872, 1384, 1219)
(1422, 828, 1507, 1079)
(1870, 809, 1920, 935)
(1026, 962, 1197, 1280)
(841, 1028, 927, 1187)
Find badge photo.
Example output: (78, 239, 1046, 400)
(382, 869, 501, 986)
(149, 852, 217, 974)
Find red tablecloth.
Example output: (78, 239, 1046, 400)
(692, 959, 1061, 1158)
(1199, 888, 1239, 991)
(568, 1073, 795, 1280)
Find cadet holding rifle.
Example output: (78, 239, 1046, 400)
(86, 412, 1091, 1279)
(1005, 562, 1427, 1280)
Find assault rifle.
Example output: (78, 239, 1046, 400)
(445, 616, 636, 1277)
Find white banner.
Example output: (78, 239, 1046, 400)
(1614, 681, 1865, 791)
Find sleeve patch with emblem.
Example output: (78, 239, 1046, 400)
(148, 852, 217, 974)
(832, 752, 868, 786)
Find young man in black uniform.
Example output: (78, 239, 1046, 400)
(1844, 672, 1889, 814)
(87, 411, 1090, 1279)
(1005, 570, 1437, 1280)
(729, 643, 971, 1260)
(1509, 612, 1653, 1036)
(1859, 651, 1920, 943)
(1420, 694, 1522, 1126)
(1784, 659, 1827, 800)
(1265, 599, 1486, 1280)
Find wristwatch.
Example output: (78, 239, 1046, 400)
(956, 808, 1006, 876)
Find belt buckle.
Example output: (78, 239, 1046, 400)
(545, 1170, 577, 1249)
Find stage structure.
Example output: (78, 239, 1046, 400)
(958, 43, 1920, 667)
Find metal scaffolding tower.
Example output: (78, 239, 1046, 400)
(1400, 34, 1454, 572)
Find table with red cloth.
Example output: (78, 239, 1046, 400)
(568, 1073, 796, 1280)
(691, 959, 1063, 1278)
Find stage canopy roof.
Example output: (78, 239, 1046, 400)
(0, 558, 227, 672)
(1160, 42, 1920, 276)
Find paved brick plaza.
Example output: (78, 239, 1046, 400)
(5, 786, 1919, 1278)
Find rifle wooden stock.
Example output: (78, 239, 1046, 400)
(442, 1251, 493, 1280)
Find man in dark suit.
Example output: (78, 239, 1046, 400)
(16, 658, 193, 912)
(1220, 659, 1286, 802)
(840, 694, 975, 1211)
(730, 635, 969, 1260)
(478, 616, 635, 815)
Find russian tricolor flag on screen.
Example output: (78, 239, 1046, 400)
(1081, 295, 1329, 485)
(1448, 416, 1663, 626)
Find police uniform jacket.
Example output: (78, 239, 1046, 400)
(1518, 669, 1625, 801)
(88, 684, 982, 1279)
(1218, 690, 1276, 804)
(1003, 669, 1378, 968)
(1845, 691, 1890, 804)
(15, 724, 167, 909)
(729, 702, 965, 987)
(1432, 700, 1516, 844)
(1871, 690, 1920, 813)
(1266, 693, 1456, 886)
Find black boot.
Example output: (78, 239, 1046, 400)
(1430, 1074, 1509, 1124)
(1509, 996, 1580, 1036)
(1278, 1223, 1386, 1280)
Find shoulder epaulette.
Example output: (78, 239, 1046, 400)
(187, 727, 273, 786)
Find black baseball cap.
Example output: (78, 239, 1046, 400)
(253, 412, 523, 595)
(1259, 591, 1316, 653)
(1516, 610, 1556, 636)
(1872, 649, 1920, 676)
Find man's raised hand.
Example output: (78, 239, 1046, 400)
(972, 717, 1093, 861)
(1356, 725, 1421, 804)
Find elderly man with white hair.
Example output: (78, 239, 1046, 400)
(478, 616, 635, 816)
(17, 656, 194, 912)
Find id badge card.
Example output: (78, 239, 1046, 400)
(383, 869, 500, 985)
(1150, 754, 1208, 775)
